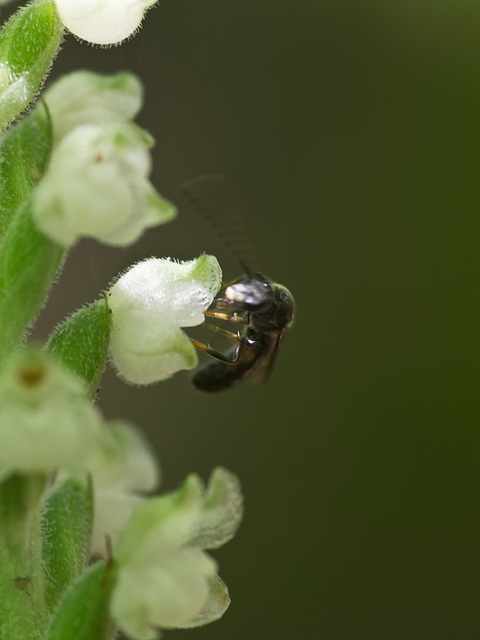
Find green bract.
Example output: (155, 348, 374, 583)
(0, 101, 53, 239)
(42, 476, 94, 611)
(46, 298, 112, 400)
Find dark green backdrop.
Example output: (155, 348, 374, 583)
(19, 0, 480, 638)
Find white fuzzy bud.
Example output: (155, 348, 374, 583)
(108, 255, 222, 385)
(53, 0, 158, 45)
(32, 122, 176, 247)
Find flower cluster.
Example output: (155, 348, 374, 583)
(0, 3, 244, 640)
(0, 346, 243, 640)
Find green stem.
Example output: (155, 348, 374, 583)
(0, 474, 49, 640)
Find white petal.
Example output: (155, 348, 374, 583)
(109, 308, 198, 385)
(90, 488, 144, 558)
(92, 421, 160, 493)
(111, 549, 215, 638)
(187, 467, 244, 550)
(54, 0, 157, 46)
(44, 70, 143, 144)
(177, 574, 231, 628)
(109, 255, 223, 327)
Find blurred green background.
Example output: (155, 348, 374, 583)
(12, 0, 480, 637)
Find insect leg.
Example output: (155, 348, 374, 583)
(190, 339, 239, 365)
(202, 322, 250, 343)
(204, 310, 250, 324)
(206, 296, 251, 325)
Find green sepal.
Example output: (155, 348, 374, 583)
(42, 476, 94, 612)
(0, 199, 65, 363)
(0, 0, 63, 132)
(45, 560, 117, 640)
(0, 100, 53, 239)
(46, 298, 112, 399)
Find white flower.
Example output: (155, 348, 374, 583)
(32, 122, 176, 247)
(111, 468, 243, 640)
(108, 255, 222, 385)
(53, 0, 158, 45)
(43, 70, 144, 144)
(0, 348, 103, 480)
(88, 420, 160, 557)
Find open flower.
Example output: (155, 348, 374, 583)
(32, 122, 176, 247)
(0, 348, 103, 480)
(53, 0, 158, 45)
(111, 467, 243, 640)
(108, 255, 222, 384)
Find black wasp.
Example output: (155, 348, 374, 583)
(181, 176, 295, 392)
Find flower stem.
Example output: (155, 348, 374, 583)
(0, 473, 49, 640)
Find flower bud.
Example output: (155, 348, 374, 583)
(53, 0, 158, 45)
(108, 255, 222, 385)
(32, 122, 176, 247)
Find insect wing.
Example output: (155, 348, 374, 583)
(179, 174, 257, 272)
(256, 328, 287, 384)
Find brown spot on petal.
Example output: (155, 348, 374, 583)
(18, 363, 45, 387)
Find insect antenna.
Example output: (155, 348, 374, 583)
(179, 174, 257, 274)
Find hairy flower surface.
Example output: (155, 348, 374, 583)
(108, 255, 222, 384)
(32, 122, 175, 247)
(0, 348, 103, 479)
(111, 468, 243, 640)
(54, 0, 158, 45)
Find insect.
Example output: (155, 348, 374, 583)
(181, 176, 295, 392)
